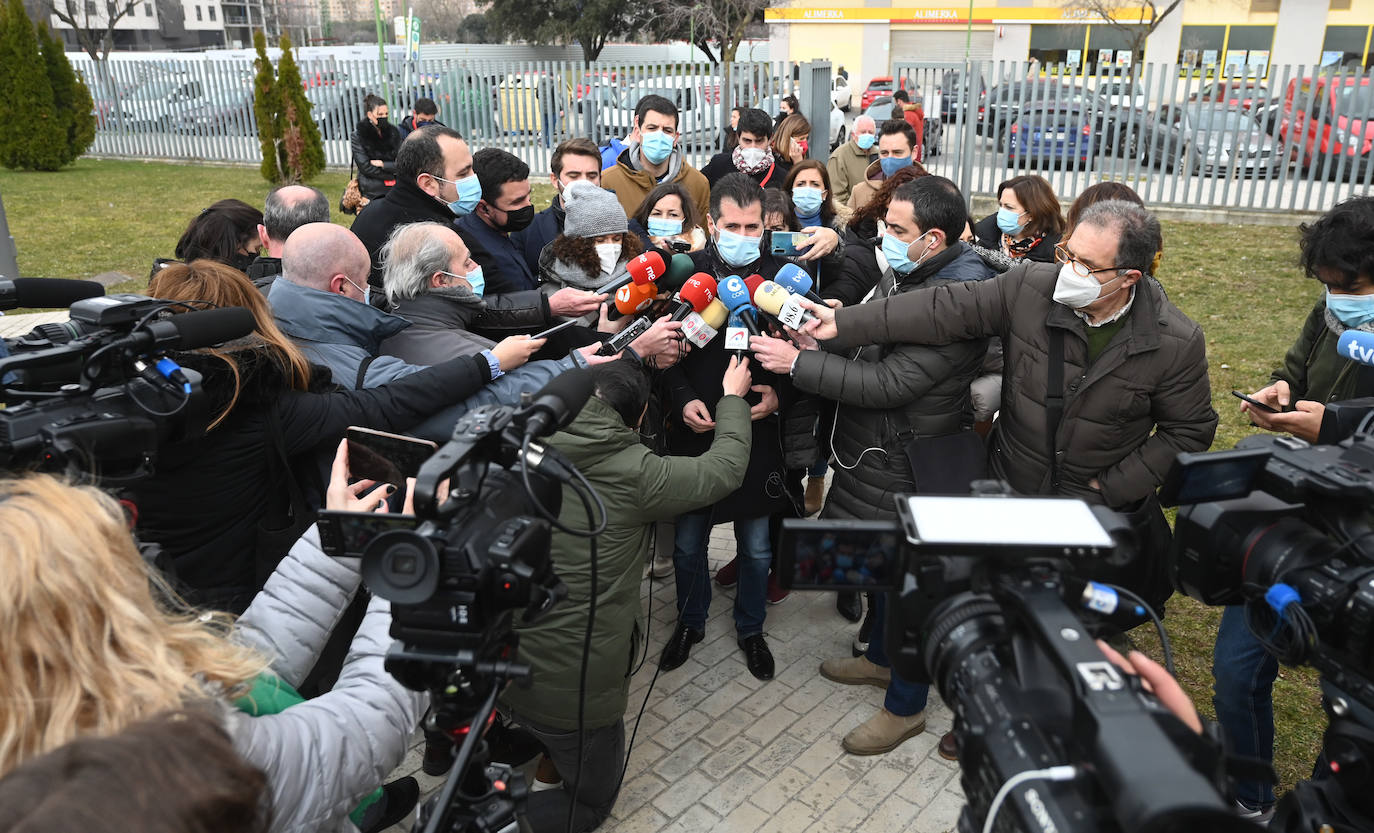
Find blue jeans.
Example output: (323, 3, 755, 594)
(865, 593, 930, 717)
(1212, 605, 1278, 808)
(673, 514, 770, 638)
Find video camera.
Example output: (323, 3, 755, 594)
(0, 293, 254, 484)
(778, 486, 1253, 833)
(1164, 432, 1374, 831)
(318, 371, 599, 833)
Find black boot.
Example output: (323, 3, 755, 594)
(359, 776, 420, 833)
(836, 590, 861, 623)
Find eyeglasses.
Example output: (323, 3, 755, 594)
(1054, 243, 1126, 279)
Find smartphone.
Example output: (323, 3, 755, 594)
(317, 510, 417, 558)
(346, 427, 438, 487)
(530, 318, 581, 341)
(768, 230, 805, 258)
(1231, 390, 1280, 414)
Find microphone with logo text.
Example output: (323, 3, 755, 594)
(0, 278, 105, 311)
(1337, 330, 1374, 366)
(718, 275, 762, 338)
(606, 279, 659, 321)
(773, 263, 824, 304)
(669, 274, 718, 323)
(681, 299, 728, 348)
(753, 279, 817, 331)
(594, 250, 664, 296)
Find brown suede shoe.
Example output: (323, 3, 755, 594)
(804, 476, 825, 516)
(819, 655, 890, 689)
(938, 730, 958, 760)
(842, 709, 927, 756)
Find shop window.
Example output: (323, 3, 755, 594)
(1028, 24, 1087, 74)
(1086, 24, 1145, 76)
(1224, 25, 1274, 77)
(1178, 25, 1226, 72)
(1322, 25, 1370, 68)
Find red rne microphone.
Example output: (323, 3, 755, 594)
(670, 273, 718, 322)
(607, 280, 658, 320)
(595, 250, 665, 296)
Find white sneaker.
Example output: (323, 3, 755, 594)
(1234, 800, 1274, 826)
(647, 550, 674, 580)
(530, 778, 563, 793)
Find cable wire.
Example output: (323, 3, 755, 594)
(566, 468, 600, 833)
(981, 765, 1080, 833)
(1101, 582, 1175, 676)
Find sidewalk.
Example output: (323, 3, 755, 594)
(388, 524, 966, 833)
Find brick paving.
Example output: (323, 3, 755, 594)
(388, 523, 965, 833)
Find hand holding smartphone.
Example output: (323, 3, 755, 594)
(345, 427, 438, 487)
(1231, 390, 1281, 414)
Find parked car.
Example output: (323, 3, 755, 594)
(1004, 103, 1096, 169)
(1155, 105, 1282, 177)
(592, 76, 721, 149)
(173, 81, 256, 136)
(757, 93, 846, 150)
(110, 71, 208, 132)
(1095, 78, 1147, 109)
(1188, 80, 1269, 112)
(1280, 74, 1374, 180)
(861, 76, 906, 110)
(832, 76, 852, 111)
(978, 81, 1080, 140)
(862, 95, 896, 123)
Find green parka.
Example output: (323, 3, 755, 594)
(1271, 295, 1373, 402)
(500, 394, 751, 730)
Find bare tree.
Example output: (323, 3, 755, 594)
(409, 0, 475, 41)
(652, 0, 770, 65)
(1063, 0, 1182, 58)
(43, 0, 140, 64)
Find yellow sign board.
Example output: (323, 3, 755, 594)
(765, 6, 1153, 24)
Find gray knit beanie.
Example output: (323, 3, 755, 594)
(562, 181, 628, 239)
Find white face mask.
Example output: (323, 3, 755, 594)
(1052, 262, 1126, 309)
(595, 242, 621, 275)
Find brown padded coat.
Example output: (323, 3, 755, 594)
(827, 261, 1218, 509)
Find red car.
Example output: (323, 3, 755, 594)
(1280, 75, 1374, 178)
(1188, 80, 1269, 112)
(861, 76, 908, 110)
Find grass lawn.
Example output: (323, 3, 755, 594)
(0, 159, 1326, 791)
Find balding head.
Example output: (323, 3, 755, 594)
(281, 222, 372, 303)
(381, 221, 474, 305)
(260, 185, 330, 255)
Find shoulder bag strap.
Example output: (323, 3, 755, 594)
(1045, 326, 1066, 494)
(355, 355, 376, 390)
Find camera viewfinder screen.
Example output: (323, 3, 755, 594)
(1172, 457, 1267, 504)
(902, 497, 1113, 548)
(781, 524, 900, 591)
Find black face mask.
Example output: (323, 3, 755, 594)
(228, 251, 257, 273)
(376, 117, 390, 129)
(494, 204, 535, 234)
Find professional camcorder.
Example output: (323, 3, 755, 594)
(0, 292, 254, 484)
(319, 371, 599, 833)
(778, 486, 1256, 833)
(1164, 433, 1374, 832)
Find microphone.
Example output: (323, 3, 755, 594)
(607, 280, 658, 321)
(594, 250, 664, 296)
(681, 299, 728, 348)
(661, 252, 697, 291)
(514, 368, 595, 439)
(774, 263, 825, 304)
(717, 275, 761, 337)
(669, 274, 718, 323)
(0, 278, 104, 310)
(114, 307, 256, 353)
(1337, 330, 1374, 366)
(753, 280, 817, 330)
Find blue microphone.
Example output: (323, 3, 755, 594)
(717, 274, 761, 337)
(1336, 330, 1374, 366)
(774, 263, 824, 304)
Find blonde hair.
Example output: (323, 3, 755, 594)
(0, 475, 267, 777)
(148, 260, 313, 429)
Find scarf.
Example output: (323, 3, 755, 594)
(732, 145, 774, 175)
(1002, 232, 1045, 259)
(428, 284, 486, 310)
(797, 212, 823, 230)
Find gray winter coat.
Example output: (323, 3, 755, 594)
(792, 244, 991, 520)
(829, 260, 1217, 508)
(227, 526, 425, 833)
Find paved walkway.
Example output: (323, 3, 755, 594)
(388, 524, 966, 833)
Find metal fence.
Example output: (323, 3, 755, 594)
(76, 53, 1374, 214)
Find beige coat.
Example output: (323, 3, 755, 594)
(826, 139, 875, 206)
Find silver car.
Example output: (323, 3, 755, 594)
(1157, 105, 1283, 178)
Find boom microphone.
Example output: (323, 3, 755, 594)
(0, 278, 104, 311)
(1336, 330, 1374, 367)
(753, 280, 817, 330)
(595, 250, 665, 296)
(669, 274, 718, 323)
(115, 307, 257, 353)
(774, 263, 824, 304)
(514, 368, 595, 439)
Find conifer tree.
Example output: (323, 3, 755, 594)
(0, 0, 67, 170)
(273, 34, 324, 183)
(252, 30, 282, 183)
(37, 22, 95, 165)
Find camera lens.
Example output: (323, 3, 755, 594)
(391, 552, 419, 576)
(362, 530, 440, 605)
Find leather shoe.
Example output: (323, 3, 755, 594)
(938, 730, 958, 761)
(659, 623, 703, 671)
(819, 654, 890, 689)
(738, 634, 774, 680)
(842, 709, 926, 756)
(836, 591, 861, 623)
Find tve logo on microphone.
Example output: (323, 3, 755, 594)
(1337, 330, 1374, 366)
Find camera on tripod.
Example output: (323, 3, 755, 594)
(0, 294, 254, 484)
(777, 486, 1253, 833)
(1163, 432, 1374, 831)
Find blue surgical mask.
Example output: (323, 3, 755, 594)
(1327, 289, 1374, 329)
(996, 206, 1026, 236)
(647, 217, 683, 238)
(879, 155, 912, 178)
(715, 228, 761, 268)
(464, 265, 485, 297)
(642, 131, 675, 165)
(856, 133, 876, 151)
(343, 274, 371, 306)
(881, 232, 928, 275)
(792, 186, 824, 218)
(438, 173, 482, 217)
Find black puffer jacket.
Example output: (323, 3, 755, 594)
(351, 118, 402, 199)
(823, 223, 881, 307)
(128, 345, 490, 612)
(792, 245, 992, 520)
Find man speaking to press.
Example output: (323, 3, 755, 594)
(777, 200, 1218, 613)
